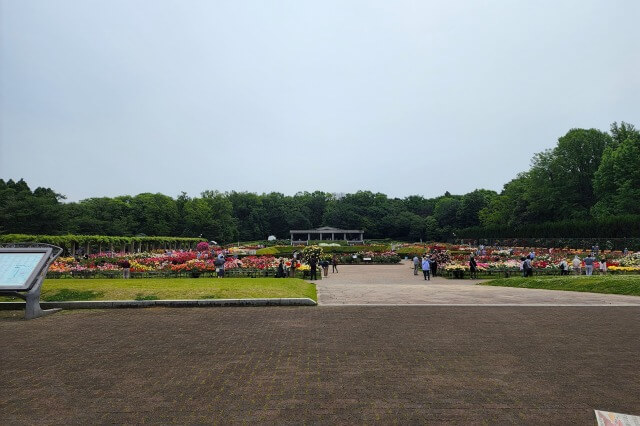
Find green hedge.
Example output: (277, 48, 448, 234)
(457, 215, 640, 239)
(256, 245, 391, 256)
(395, 247, 428, 257)
(0, 234, 205, 253)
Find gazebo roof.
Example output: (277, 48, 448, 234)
(290, 227, 363, 233)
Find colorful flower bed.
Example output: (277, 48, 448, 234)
(45, 244, 640, 279)
(48, 250, 308, 278)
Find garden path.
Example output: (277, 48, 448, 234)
(316, 263, 640, 305)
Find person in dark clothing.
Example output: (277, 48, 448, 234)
(276, 259, 285, 278)
(215, 254, 225, 278)
(332, 255, 338, 273)
(120, 259, 131, 279)
(321, 259, 329, 277)
(309, 257, 317, 280)
(430, 257, 438, 277)
(469, 256, 478, 279)
(289, 255, 297, 277)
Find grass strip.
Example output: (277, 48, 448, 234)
(480, 275, 640, 296)
(0, 278, 317, 302)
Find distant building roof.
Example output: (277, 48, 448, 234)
(290, 227, 363, 233)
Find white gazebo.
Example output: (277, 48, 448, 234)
(290, 226, 364, 245)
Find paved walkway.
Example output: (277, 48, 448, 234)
(2, 306, 639, 424)
(317, 263, 640, 305)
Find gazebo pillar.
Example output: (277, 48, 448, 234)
(307, 233, 310, 242)
(331, 232, 335, 240)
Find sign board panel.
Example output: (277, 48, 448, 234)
(0, 248, 52, 291)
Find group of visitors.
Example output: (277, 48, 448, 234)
(287, 253, 339, 280)
(568, 253, 607, 276)
(412, 255, 438, 281)
(520, 252, 609, 277)
(520, 252, 534, 278)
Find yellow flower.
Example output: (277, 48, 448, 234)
(609, 265, 640, 272)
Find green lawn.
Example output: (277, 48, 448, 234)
(481, 275, 640, 296)
(0, 278, 317, 302)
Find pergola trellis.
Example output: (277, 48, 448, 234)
(290, 227, 364, 245)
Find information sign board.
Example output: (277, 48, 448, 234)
(0, 248, 52, 291)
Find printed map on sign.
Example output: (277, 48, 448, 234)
(0, 253, 46, 287)
(595, 410, 640, 426)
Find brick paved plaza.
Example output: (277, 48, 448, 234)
(1, 306, 639, 424)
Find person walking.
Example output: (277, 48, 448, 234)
(322, 259, 329, 277)
(421, 257, 430, 281)
(469, 256, 478, 279)
(572, 255, 581, 275)
(584, 253, 594, 276)
(413, 255, 420, 276)
(309, 257, 317, 280)
(332, 255, 338, 273)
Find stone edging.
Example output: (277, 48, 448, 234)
(0, 298, 317, 310)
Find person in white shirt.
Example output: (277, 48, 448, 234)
(599, 258, 607, 275)
(559, 259, 568, 276)
(421, 257, 431, 281)
(572, 255, 581, 275)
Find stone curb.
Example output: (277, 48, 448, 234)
(0, 298, 317, 310)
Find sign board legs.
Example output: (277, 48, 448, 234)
(24, 278, 60, 320)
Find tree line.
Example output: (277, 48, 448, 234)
(1, 121, 638, 243)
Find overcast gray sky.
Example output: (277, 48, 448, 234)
(1, 0, 639, 201)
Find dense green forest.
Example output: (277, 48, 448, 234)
(1, 122, 638, 243)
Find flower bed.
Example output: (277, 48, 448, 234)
(47, 250, 315, 279)
(45, 245, 640, 279)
